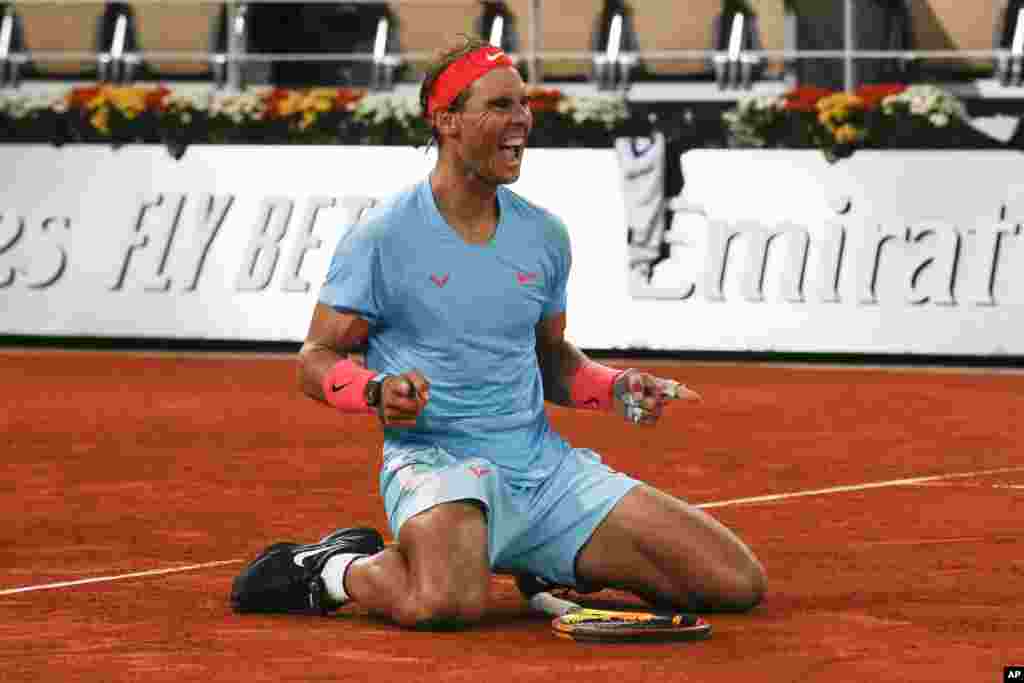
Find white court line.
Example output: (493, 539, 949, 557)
(0, 560, 242, 596)
(2, 465, 1023, 597)
(696, 466, 1024, 509)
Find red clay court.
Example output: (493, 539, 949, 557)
(1, 349, 1022, 682)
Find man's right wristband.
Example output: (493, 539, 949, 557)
(363, 373, 389, 410)
(322, 359, 377, 414)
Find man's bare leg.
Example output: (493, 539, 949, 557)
(575, 485, 766, 612)
(344, 500, 491, 629)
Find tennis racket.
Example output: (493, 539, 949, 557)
(517, 576, 712, 643)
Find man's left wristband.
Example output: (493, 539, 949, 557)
(322, 359, 377, 414)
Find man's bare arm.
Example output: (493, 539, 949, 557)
(297, 302, 371, 403)
(299, 302, 429, 425)
(534, 312, 587, 407)
(535, 312, 701, 420)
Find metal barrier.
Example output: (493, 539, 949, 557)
(0, 0, 1022, 96)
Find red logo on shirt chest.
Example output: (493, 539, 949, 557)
(516, 271, 539, 285)
(468, 464, 491, 478)
(430, 273, 450, 288)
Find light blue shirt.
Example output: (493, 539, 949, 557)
(319, 178, 572, 483)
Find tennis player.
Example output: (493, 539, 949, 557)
(231, 36, 765, 628)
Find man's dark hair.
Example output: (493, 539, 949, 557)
(419, 35, 493, 147)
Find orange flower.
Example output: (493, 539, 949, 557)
(855, 83, 907, 109)
(144, 85, 171, 113)
(783, 86, 833, 113)
(266, 89, 302, 118)
(335, 88, 366, 111)
(67, 85, 103, 110)
(833, 124, 863, 145)
(90, 108, 110, 134)
(526, 86, 562, 113)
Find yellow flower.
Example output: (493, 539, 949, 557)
(106, 87, 147, 116)
(305, 88, 338, 113)
(816, 93, 866, 132)
(817, 93, 863, 112)
(87, 90, 108, 111)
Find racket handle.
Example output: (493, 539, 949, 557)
(528, 590, 582, 618)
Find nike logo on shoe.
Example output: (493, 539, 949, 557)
(293, 543, 344, 568)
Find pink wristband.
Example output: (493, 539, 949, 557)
(322, 359, 377, 414)
(570, 361, 625, 411)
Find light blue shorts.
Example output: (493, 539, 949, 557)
(379, 443, 641, 588)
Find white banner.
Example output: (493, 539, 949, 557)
(0, 144, 625, 343)
(1, 145, 1021, 355)
(625, 149, 1024, 356)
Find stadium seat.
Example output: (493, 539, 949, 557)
(94, 2, 144, 83)
(476, 1, 521, 54)
(710, 1, 765, 90)
(996, 0, 1024, 85)
(209, 3, 271, 87)
(0, 2, 28, 86)
(248, 2, 402, 88)
(590, 0, 643, 90)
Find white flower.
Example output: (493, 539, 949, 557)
(737, 95, 784, 114)
(166, 90, 210, 113)
(722, 95, 785, 148)
(353, 94, 421, 127)
(0, 92, 66, 118)
(881, 85, 966, 123)
(208, 89, 266, 122)
(556, 94, 628, 129)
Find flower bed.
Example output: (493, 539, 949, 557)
(722, 83, 992, 162)
(0, 84, 631, 158)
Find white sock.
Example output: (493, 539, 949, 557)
(321, 553, 365, 605)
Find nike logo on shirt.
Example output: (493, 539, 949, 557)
(486, 52, 504, 61)
(331, 381, 351, 392)
(430, 273, 450, 288)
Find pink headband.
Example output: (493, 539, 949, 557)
(426, 46, 515, 117)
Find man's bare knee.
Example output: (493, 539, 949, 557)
(703, 557, 767, 613)
(394, 590, 487, 630)
(732, 558, 767, 612)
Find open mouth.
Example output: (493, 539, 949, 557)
(499, 144, 524, 162)
(499, 136, 525, 163)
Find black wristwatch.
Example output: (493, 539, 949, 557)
(364, 375, 386, 409)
